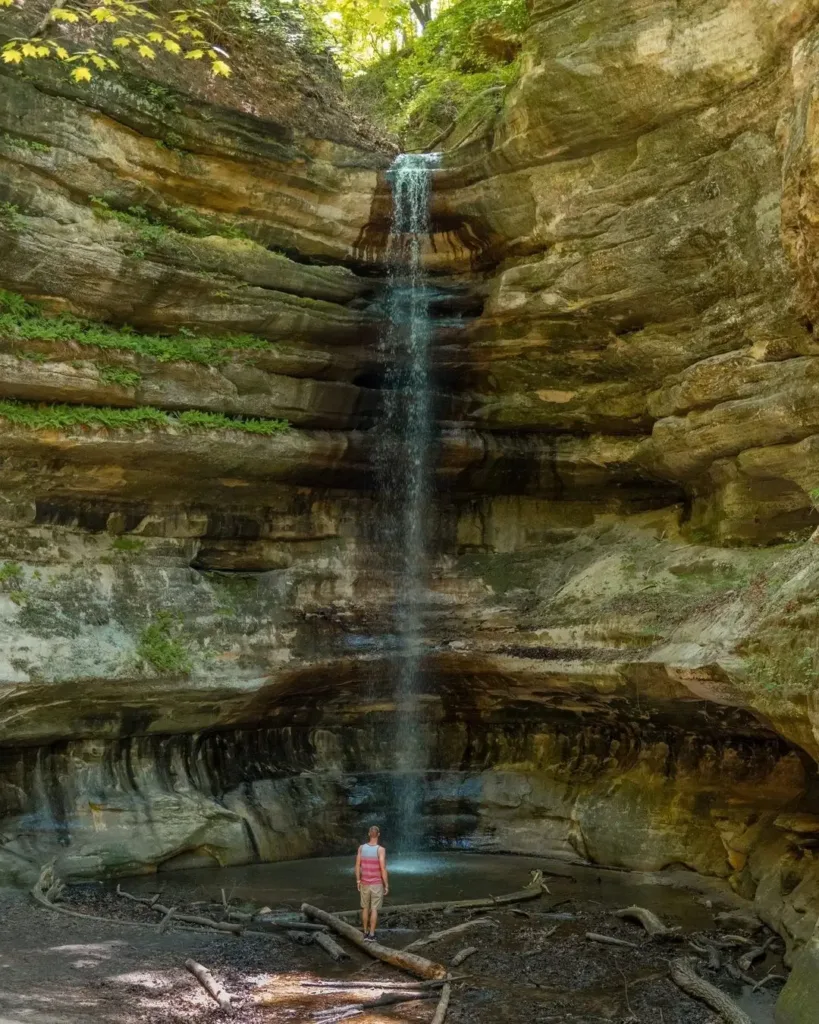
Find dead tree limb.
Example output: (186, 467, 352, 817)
(431, 982, 452, 1024)
(586, 932, 639, 949)
(613, 905, 680, 938)
(450, 946, 478, 967)
(669, 958, 752, 1024)
(335, 872, 545, 921)
(313, 991, 434, 1023)
(302, 979, 454, 991)
(405, 918, 497, 952)
(116, 886, 242, 935)
(737, 935, 776, 972)
(302, 904, 447, 980)
(184, 959, 232, 1012)
(158, 906, 176, 934)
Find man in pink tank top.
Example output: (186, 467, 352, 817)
(355, 825, 389, 941)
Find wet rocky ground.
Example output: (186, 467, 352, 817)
(0, 861, 786, 1024)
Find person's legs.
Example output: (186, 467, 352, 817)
(361, 886, 371, 936)
(368, 886, 383, 938)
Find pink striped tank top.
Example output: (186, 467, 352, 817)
(360, 843, 382, 884)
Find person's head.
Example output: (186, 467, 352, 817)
(368, 825, 381, 843)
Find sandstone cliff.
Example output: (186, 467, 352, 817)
(4, 2, 819, 1020)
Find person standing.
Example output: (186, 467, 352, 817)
(355, 825, 389, 941)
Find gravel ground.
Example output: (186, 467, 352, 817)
(0, 877, 785, 1024)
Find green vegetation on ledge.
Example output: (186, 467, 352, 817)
(0, 290, 270, 366)
(0, 399, 289, 435)
(345, 0, 527, 149)
(137, 611, 191, 675)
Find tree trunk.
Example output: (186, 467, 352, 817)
(301, 904, 447, 980)
(410, 1, 432, 28)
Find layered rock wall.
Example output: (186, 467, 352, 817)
(5, 3, 819, 1019)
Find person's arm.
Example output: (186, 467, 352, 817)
(355, 847, 362, 890)
(379, 846, 389, 896)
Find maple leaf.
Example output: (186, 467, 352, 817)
(71, 66, 92, 82)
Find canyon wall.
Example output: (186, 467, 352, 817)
(4, 1, 819, 1019)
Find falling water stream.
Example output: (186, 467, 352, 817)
(377, 152, 440, 851)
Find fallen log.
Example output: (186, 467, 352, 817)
(302, 904, 447, 980)
(334, 872, 544, 921)
(431, 982, 452, 1024)
(450, 946, 478, 967)
(669, 958, 752, 1024)
(612, 905, 680, 938)
(314, 931, 351, 962)
(227, 909, 327, 932)
(405, 918, 497, 952)
(185, 959, 232, 1012)
(586, 932, 639, 950)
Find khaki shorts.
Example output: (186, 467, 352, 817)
(360, 883, 384, 911)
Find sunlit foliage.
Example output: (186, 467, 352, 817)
(0, 0, 231, 82)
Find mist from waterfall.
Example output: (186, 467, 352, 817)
(377, 152, 440, 851)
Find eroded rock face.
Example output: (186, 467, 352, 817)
(4, 4, 819, 1019)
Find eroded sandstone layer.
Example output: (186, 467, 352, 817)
(4, 1, 819, 1020)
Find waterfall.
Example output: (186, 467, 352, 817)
(377, 152, 440, 851)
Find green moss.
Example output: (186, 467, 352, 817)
(111, 536, 145, 553)
(2, 133, 51, 153)
(0, 562, 24, 589)
(0, 398, 289, 434)
(0, 289, 270, 366)
(90, 195, 251, 244)
(137, 611, 191, 675)
(99, 365, 141, 389)
(0, 202, 23, 229)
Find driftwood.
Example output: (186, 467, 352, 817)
(302, 979, 454, 991)
(752, 970, 786, 992)
(405, 918, 497, 952)
(450, 946, 478, 967)
(669, 958, 753, 1024)
(335, 871, 545, 921)
(613, 905, 679, 938)
(737, 935, 776, 972)
(314, 991, 434, 1024)
(431, 982, 452, 1024)
(314, 931, 351, 962)
(302, 904, 447, 980)
(185, 959, 232, 1012)
(117, 886, 242, 934)
(586, 932, 639, 950)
